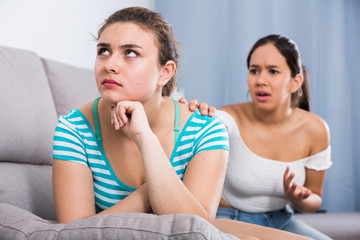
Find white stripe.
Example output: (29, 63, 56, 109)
(79, 131, 93, 137)
(57, 119, 85, 142)
(174, 164, 186, 171)
(203, 124, 226, 134)
(94, 182, 131, 195)
(69, 116, 84, 122)
(176, 142, 193, 152)
(53, 150, 87, 161)
(95, 201, 108, 210)
(76, 124, 88, 129)
(178, 174, 184, 179)
(88, 158, 106, 165)
(86, 149, 102, 156)
(64, 109, 76, 117)
(194, 119, 218, 140)
(196, 141, 229, 152)
(173, 152, 193, 162)
(59, 117, 78, 132)
(180, 134, 196, 141)
(84, 139, 97, 146)
(54, 141, 85, 154)
(191, 117, 207, 124)
(54, 131, 82, 145)
(91, 167, 111, 175)
(196, 132, 228, 148)
(94, 192, 120, 204)
(186, 126, 201, 131)
(94, 175, 118, 185)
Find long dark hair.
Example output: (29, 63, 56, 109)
(246, 34, 310, 111)
(97, 7, 179, 97)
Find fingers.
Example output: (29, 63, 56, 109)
(178, 97, 187, 104)
(189, 98, 199, 112)
(185, 99, 216, 117)
(111, 103, 129, 130)
(283, 166, 290, 183)
(287, 182, 304, 200)
(111, 105, 121, 130)
(286, 180, 312, 200)
(283, 170, 295, 191)
(199, 102, 208, 116)
(208, 106, 216, 117)
(286, 181, 296, 196)
(302, 188, 312, 199)
(291, 183, 310, 200)
(198, 103, 217, 117)
(283, 167, 313, 201)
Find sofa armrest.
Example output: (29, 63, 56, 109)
(0, 203, 237, 240)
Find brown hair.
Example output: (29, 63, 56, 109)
(246, 34, 310, 111)
(97, 7, 179, 96)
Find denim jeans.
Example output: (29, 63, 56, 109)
(216, 205, 332, 240)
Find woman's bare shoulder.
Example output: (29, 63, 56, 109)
(297, 109, 330, 153)
(77, 100, 94, 121)
(219, 102, 251, 122)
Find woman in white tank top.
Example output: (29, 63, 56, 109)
(185, 34, 332, 240)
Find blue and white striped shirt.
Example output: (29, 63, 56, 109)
(53, 108, 229, 212)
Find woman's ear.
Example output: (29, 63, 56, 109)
(290, 73, 304, 93)
(158, 60, 176, 87)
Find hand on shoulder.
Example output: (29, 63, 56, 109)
(178, 97, 216, 117)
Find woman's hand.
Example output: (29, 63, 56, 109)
(283, 167, 312, 202)
(178, 98, 216, 117)
(110, 101, 152, 141)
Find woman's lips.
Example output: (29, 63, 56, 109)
(255, 91, 271, 101)
(102, 79, 121, 88)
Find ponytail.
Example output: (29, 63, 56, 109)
(292, 65, 310, 111)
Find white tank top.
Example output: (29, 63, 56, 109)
(217, 110, 332, 213)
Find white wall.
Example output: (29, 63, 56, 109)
(0, 0, 155, 69)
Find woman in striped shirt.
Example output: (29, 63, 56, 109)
(52, 7, 308, 240)
(52, 6, 230, 225)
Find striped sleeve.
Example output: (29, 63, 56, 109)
(52, 111, 88, 167)
(193, 113, 230, 155)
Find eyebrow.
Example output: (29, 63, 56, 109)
(97, 42, 143, 49)
(250, 64, 280, 69)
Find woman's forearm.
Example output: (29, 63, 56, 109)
(135, 132, 213, 221)
(290, 192, 322, 213)
(98, 184, 152, 216)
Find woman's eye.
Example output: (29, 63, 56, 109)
(270, 69, 279, 74)
(125, 50, 138, 57)
(249, 69, 259, 74)
(98, 48, 110, 56)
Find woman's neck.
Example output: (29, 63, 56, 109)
(251, 102, 294, 126)
(143, 96, 172, 131)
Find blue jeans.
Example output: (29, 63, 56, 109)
(216, 205, 332, 240)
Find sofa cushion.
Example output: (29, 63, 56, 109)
(42, 58, 99, 117)
(0, 203, 237, 240)
(0, 46, 58, 165)
(0, 162, 56, 221)
(295, 212, 360, 240)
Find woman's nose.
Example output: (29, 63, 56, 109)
(256, 72, 267, 86)
(105, 56, 120, 73)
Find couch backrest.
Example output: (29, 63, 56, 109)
(42, 58, 99, 117)
(0, 46, 58, 165)
(0, 45, 99, 221)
